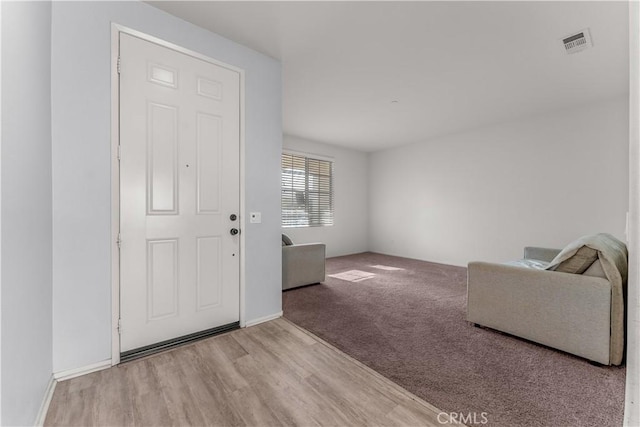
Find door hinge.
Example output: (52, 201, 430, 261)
(117, 56, 121, 74)
(117, 145, 121, 161)
(117, 318, 122, 334)
(117, 233, 121, 249)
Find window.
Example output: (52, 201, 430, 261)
(281, 152, 334, 227)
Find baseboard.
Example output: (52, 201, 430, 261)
(34, 375, 56, 426)
(245, 311, 283, 327)
(53, 359, 112, 382)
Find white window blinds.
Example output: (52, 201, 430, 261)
(281, 152, 334, 227)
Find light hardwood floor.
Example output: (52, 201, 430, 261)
(45, 318, 461, 426)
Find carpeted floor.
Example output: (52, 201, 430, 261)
(282, 252, 626, 427)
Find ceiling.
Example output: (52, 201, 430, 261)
(149, 1, 629, 152)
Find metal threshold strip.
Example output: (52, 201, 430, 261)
(120, 321, 240, 363)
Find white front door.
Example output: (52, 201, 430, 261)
(119, 33, 241, 353)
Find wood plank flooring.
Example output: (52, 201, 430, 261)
(45, 318, 462, 426)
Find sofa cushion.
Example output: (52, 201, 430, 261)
(550, 245, 598, 274)
(505, 259, 549, 270)
(583, 259, 606, 278)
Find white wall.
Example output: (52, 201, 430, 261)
(1, 1, 53, 424)
(283, 135, 369, 257)
(51, 1, 282, 373)
(369, 97, 629, 267)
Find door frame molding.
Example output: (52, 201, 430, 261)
(110, 24, 247, 365)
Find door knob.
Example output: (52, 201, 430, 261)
(230, 228, 239, 236)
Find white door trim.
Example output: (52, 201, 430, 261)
(110, 24, 246, 365)
(625, 2, 640, 424)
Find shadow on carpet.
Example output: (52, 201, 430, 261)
(282, 252, 625, 427)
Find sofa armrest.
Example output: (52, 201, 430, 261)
(524, 247, 561, 262)
(467, 261, 612, 364)
(282, 243, 326, 290)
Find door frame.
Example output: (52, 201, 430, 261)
(110, 24, 246, 365)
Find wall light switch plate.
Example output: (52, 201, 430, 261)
(250, 212, 262, 224)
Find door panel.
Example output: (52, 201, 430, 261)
(196, 236, 222, 310)
(119, 33, 240, 353)
(196, 113, 222, 214)
(147, 102, 178, 214)
(147, 239, 179, 320)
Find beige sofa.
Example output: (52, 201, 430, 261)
(282, 241, 326, 291)
(467, 234, 627, 366)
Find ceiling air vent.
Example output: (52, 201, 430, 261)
(562, 29, 592, 54)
